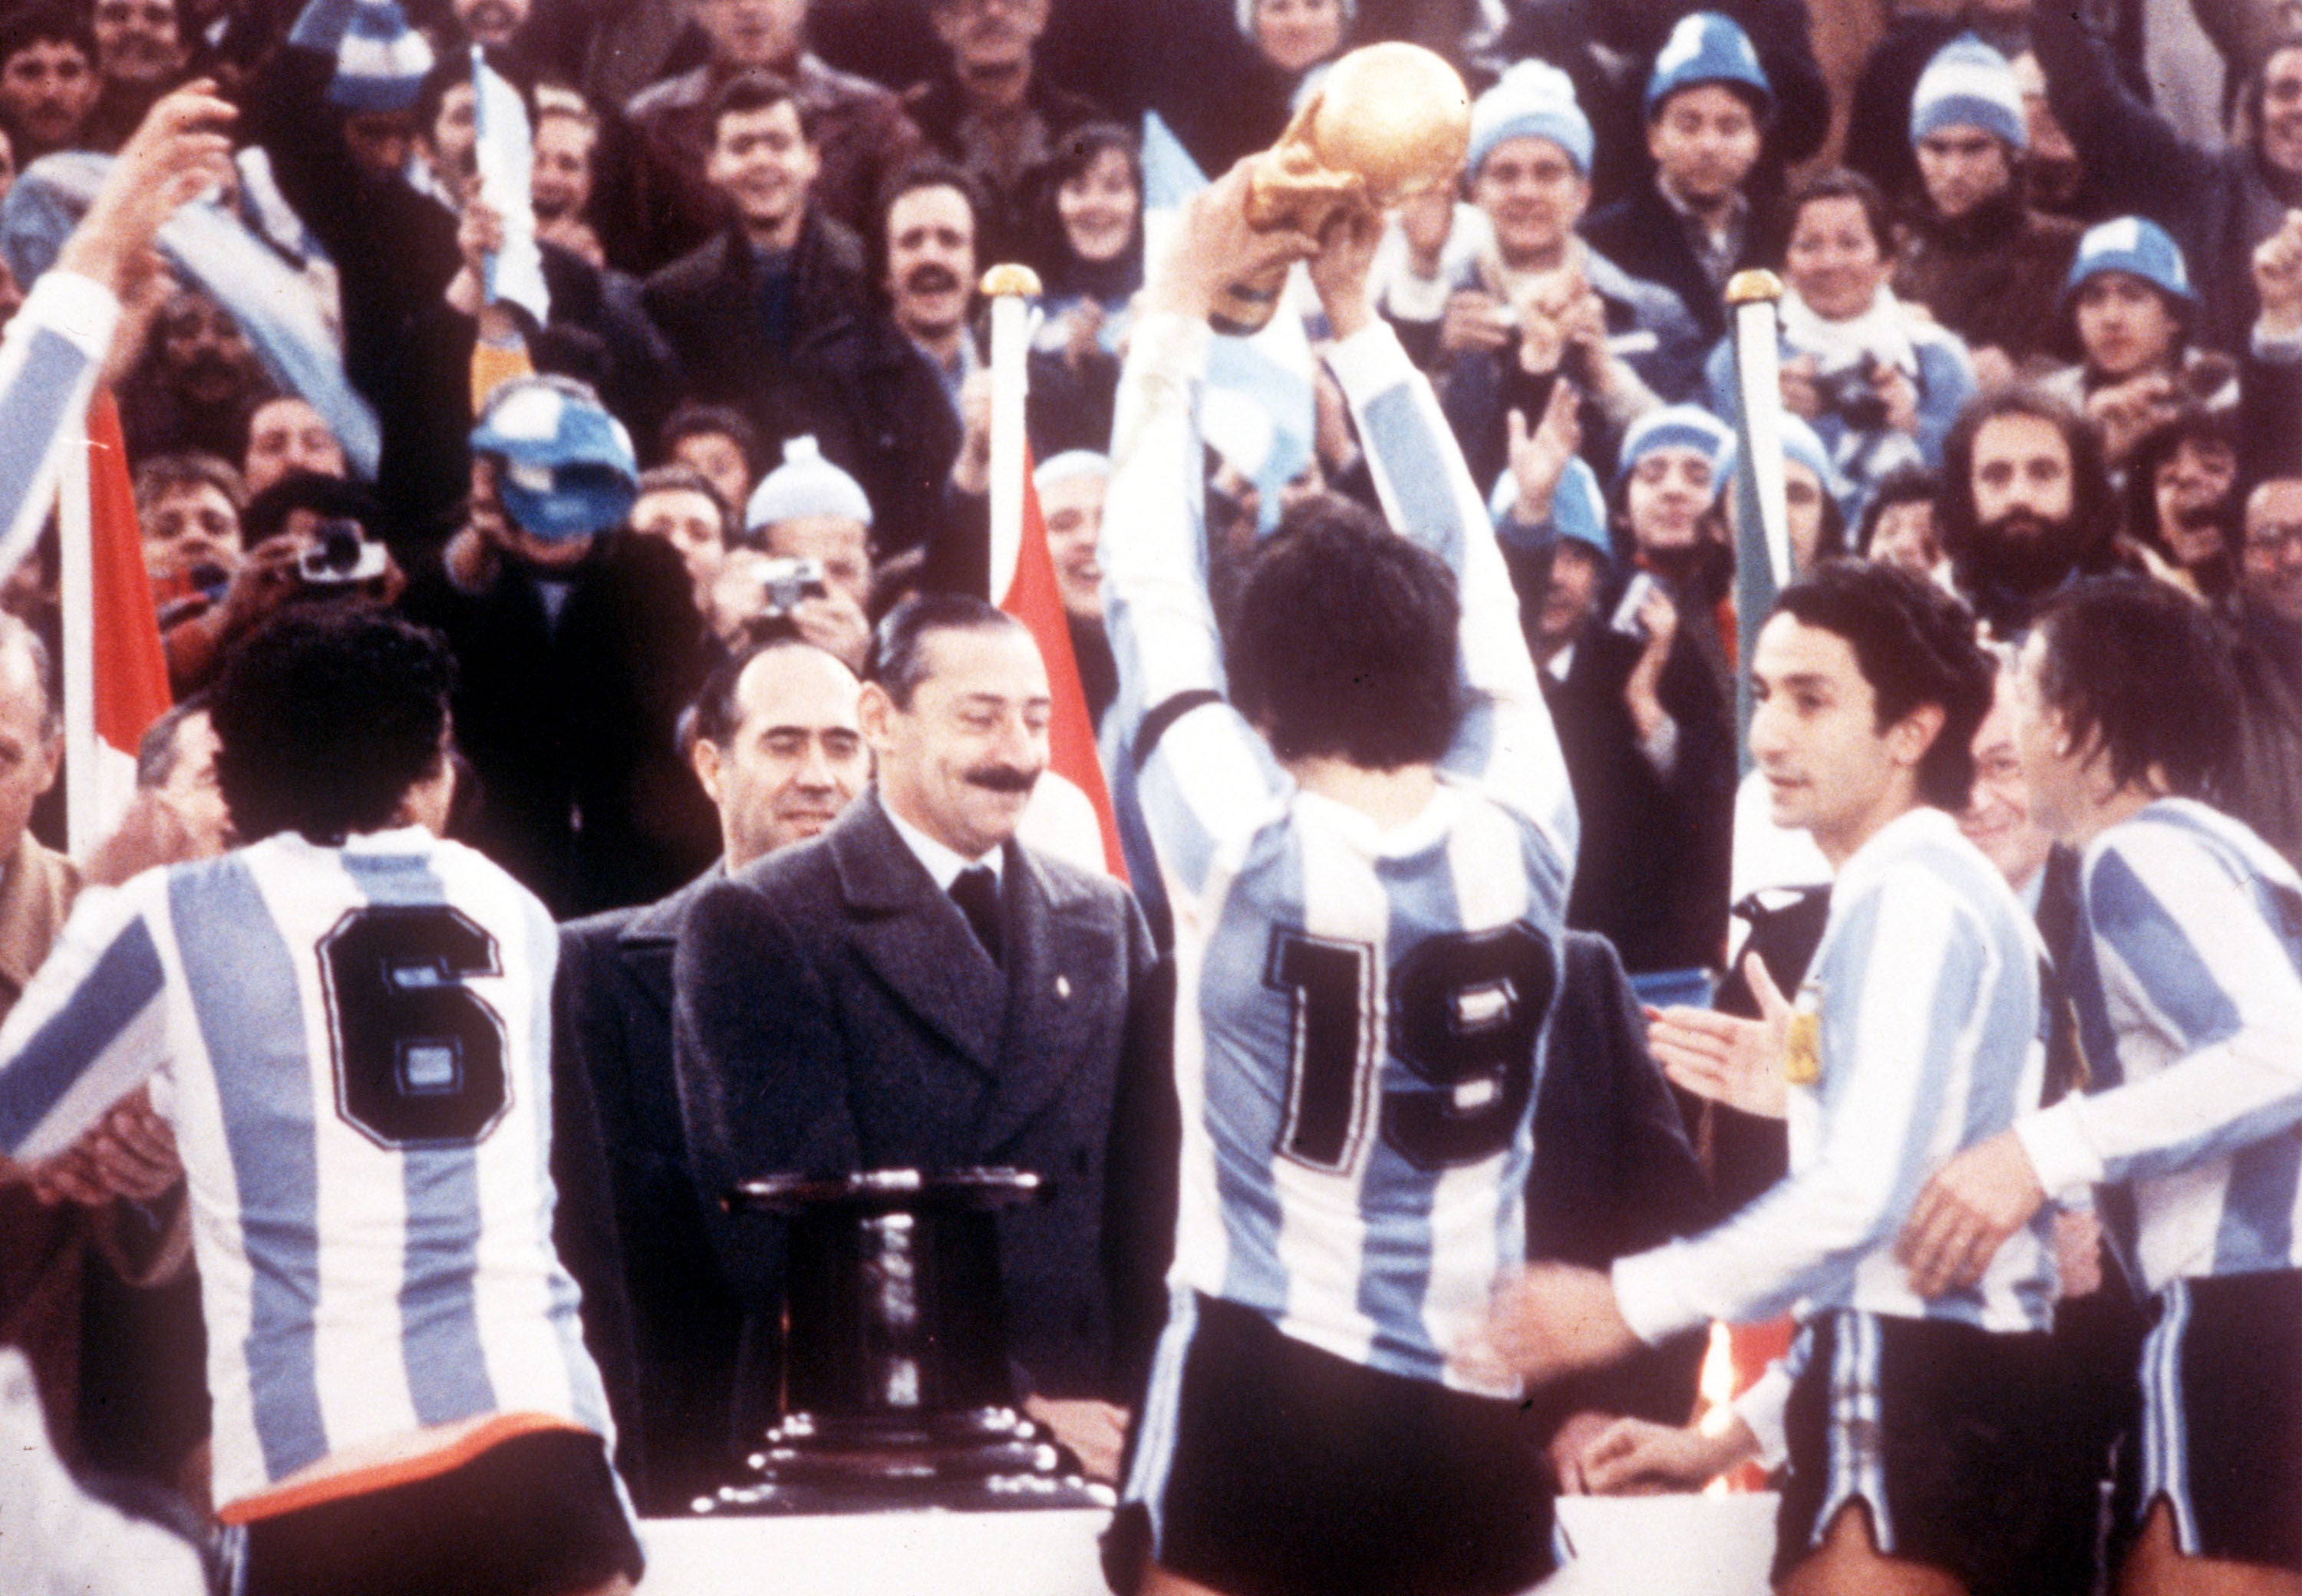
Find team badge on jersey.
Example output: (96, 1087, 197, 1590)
(1783, 1001, 1822, 1087)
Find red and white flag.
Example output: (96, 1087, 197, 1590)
(63, 392, 172, 844)
(1002, 446, 1126, 881)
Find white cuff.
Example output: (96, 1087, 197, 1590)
(21, 272, 121, 364)
(1731, 1362, 1793, 1470)
(1126, 311, 1211, 385)
(1611, 1245, 1699, 1346)
(1322, 318, 1416, 407)
(2251, 322, 2302, 364)
(2014, 1100, 2103, 1199)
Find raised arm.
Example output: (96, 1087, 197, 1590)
(1308, 212, 1577, 854)
(1098, 165, 1316, 899)
(0, 84, 233, 582)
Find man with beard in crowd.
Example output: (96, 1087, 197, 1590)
(117, 288, 267, 467)
(1939, 388, 2119, 637)
(0, 6, 99, 164)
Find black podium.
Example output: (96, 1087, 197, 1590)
(697, 1169, 1113, 1515)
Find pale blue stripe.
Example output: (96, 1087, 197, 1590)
(1358, 381, 1463, 569)
(173, 856, 329, 1481)
(340, 851, 500, 1428)
(0, 915, 164, 1153)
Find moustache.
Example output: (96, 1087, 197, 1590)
(965, 763, 1040, 795)
(903, 263, 962, 298)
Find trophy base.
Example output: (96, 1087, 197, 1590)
(692, 1406, 1116, 1516)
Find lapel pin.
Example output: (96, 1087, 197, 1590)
(1055, 974, 1071, 1000)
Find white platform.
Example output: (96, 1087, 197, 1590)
(635, 1493, 1779, 1595)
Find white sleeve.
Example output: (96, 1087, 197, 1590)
(0, 881, 170, 1162)
(0, 271, 118, 585)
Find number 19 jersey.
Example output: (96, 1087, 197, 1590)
(1161, 770, 1568, 1393)
(0, 828, 610, 1515)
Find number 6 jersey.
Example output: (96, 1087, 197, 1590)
(0, 829, 612, 1516)
(1101, 312, 1578, 1395)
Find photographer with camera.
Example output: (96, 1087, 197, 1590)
(401, 375, 719, 916)
(705, 434, 876, 671)
(1707, 167, 1976, 517)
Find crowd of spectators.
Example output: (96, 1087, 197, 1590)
(8, 0, 2302, 1560)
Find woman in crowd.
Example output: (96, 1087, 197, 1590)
(1708, 167, 1974, 515)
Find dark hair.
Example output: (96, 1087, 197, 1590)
(1024, 122, 1143, 286)
(1855, 465, 1939, 558)
(2246, 28, 2302, 163)
(688, 635, 851, 750)
(242, 472, 384, 549)
(414, 46, 536, 141)
(2122, 404, 2237, 557)
(1783, 167, 1891, 260)
(658, 402, 760, 476)
(707, 68, 815, 147)
(634, 463, 736, 544)
(0, 5, 94, 73)
(0, 612, 57, 736)
(1771, 559, 1994, 809)
(872, 157, 984, 298)
(869, 592, 1028, 710)
(1937, 387, 2115, 561)
(133, 451, 246, 522)
(2030, 575, 2239, 801)
(134, 691, 210, 790)
(1225, 494, 1462, 770)
(209, 611, 457, 845)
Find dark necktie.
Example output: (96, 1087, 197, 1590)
(950, 864, 1002, 968)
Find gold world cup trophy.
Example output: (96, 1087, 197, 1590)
(1210, 41, 1472, 335)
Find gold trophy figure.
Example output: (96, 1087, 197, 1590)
(1210, 41, 1472, 334)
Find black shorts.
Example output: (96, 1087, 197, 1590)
(226, 1428, 644, 1596)
(1777, 1310, 2101, 1596)
(2119, 1270, 2302, 1575)
(1105, 1292, 1554, 1596)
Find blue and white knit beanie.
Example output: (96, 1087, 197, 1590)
(1646, 12, 1772, 123)
(745, 435, 874, 534)
(2063, 215, 2195, 308)
(1489, 453, 1611, 561)
(1615, 404, 1735, 489)
(1909, 33, 2027, 152)
(1718, 412, 1847, 503)
(470, 375, 638, 541)
(325, 0, 434, 114)
(1469, 60, 1593, 178)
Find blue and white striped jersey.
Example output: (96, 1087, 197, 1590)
(2014, 798, 2302, 1291)
(1614, 807, 2057, 1340)
(0, 829, 610, 1515)
(1101, 312, 1575, 1393)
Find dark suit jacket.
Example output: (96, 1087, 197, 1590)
(673, 789, 1163, 1409)
(1523, 932, 1714, 1443)
(556, 867, 745, 1510)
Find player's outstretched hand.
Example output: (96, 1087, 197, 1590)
(54, 81, 234, 296)
(1575, 1414, 1757, 1496)
(1458, 1262, 1639, 1387)
(1895, 1129, 2047, 1297)
(1143, 156, 1321, 325)
(1305, 200, 1381, 340)
(1644, 952, 1789, 1119)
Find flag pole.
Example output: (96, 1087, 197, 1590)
(58, 417, 95, 854)
(1727, 268, 1789, 776)
(981, 262, 1041, 603)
